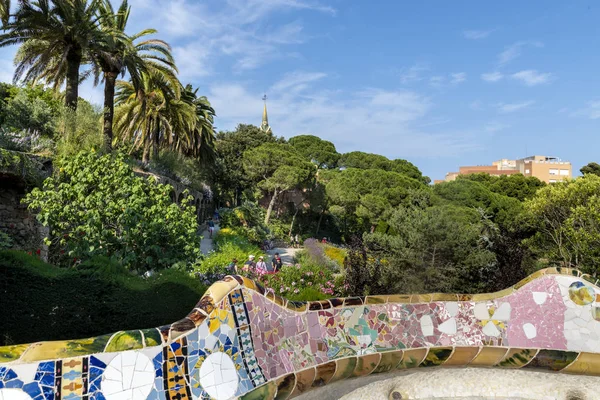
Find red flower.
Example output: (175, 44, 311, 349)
(35, 249, 41, 255)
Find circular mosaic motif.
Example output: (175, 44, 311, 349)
(568, 281, 595, 306)
(199, 351, 239, 400)
(0, 388, 31, 400)
(102, 351, 155, 400)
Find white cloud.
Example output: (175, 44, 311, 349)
(498, 41, 543, 65)
(570, 101, 600, 120)
(481, 71, 503, 82)
(399, 64, 429, 84)
(429, 75, 445, 87)
(208, 76, 484, 158)
(271, 71, 327, 93)
(450, 72, 467, 84)
(497, 100, 535, 113)
(510, 70, 553, 86)
(463, 29, 493, 39)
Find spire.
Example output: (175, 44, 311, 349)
(260, 94, 271, 133)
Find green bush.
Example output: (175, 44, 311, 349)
(54, 103, 103, 158)
(195, 228, 263, 276)
(23, 150, 200, 271)
(218, 203, 270, 244)
(0, 250, 207, 345)
(0, 231, 13, 250)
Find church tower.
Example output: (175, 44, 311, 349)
(260, 94, 272, 133)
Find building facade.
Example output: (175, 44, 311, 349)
(441, 155, 572, 184)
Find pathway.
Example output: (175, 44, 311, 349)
(200, 224, 219, 254)
(266, 246, 302, 265)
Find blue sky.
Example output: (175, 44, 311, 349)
(1, 0, 599, 181)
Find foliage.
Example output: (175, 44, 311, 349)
(524, 174, 600, 273)
(213, 124, 284, 206)
(299, 238, 343, 271)
(243, 142, 315, 224)
(0, 231, 13, 250)
(258, 262, 345, 300)
(194, 228, 263, 275)
(288, 134, 340, 169)
(322, 168, 425, 233)
(1, 84, 61, 137)
(339, 151, 430, 184)
(359, 204, 497, 295)
(147, 150, 211, 192)
(218, 203, 271, 243)
(54, 102, 103, 158)
(323, 243, 347, 267)
(23, 150, 199, 270)
(580, 162, 600, 177)
(457, 173, 545, 201)
(0, 250, 207, 345)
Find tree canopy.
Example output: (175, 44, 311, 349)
(289, 134, 340, 169)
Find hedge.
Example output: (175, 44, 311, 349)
(0, 250, 207, 346)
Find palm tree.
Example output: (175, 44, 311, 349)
(93, 0, 176, 151)
(0, 0, 9, 26)
(0, 0, 103, 110)
(113, 69, 194, 162)
(180, 84, 217, 165)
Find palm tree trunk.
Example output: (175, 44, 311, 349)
(152, 120, 160, 160)
(264, 188, 279, 225)
(102, 71, 117, 152)
(65, 47, 82, 110)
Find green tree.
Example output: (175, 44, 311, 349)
(361, 204, 497, 294)
(580, 162, 600, 177)
(242, 143, 315, 225)
(113, 68, 193, 162)
(213, 124, 283, 206)
(179, 84, 216, 165)
(289, 134, 340, 169)
(524, 174, 600, 273)
(322, 168, 425, 233)
(0, 0, 103, 110)
(339, 151, 430, 184)
(458, 173, 545, 201)
(23, 150, 199, 270)
(93, 0, 176, 151)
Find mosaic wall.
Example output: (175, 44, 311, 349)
(2, 268, 600, 400)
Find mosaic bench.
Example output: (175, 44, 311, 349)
(1, 267, 600, 400)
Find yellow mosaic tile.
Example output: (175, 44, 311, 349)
(0, 344, 29, 362)
(290, 367, 316, 397)
(430, 293, 460, 302)
(495, 348, 539, 368)
(386, 294, 412, 303)
(274, 373, 296, 400)
(21, 334, 112, 362)
(397, 348, 428, 369)
(313, 361, 337, 387)
(329, 357, 357, 382)
(352, 353, 381, 377)
(372, 350, 404, 374)
(469, 347, 508, 366)
(366, 295, 388, 304)
(410, 294, 432, 303)
(444, 346, 480, 366)
(561, 352, 600, 376)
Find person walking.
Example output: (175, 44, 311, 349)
(256, 256, 268, 275)
(294, 233, 300, 248)
(271, 253, 283, 272)
(207, 219, 215, 238)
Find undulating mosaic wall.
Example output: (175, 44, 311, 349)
(2, 268, 600, 400)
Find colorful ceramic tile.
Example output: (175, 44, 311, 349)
(372, 350, 403, 374)
(397, 348, 427, 369)
(495, 348, 538, 368)
(105, 330, 144, 353)
(289, 368, 315, 398)
(468, 347, 508, 366)
(273, 373, 295, 400)
(444, 347, 480, 366)
(328, 357, 357, 383)
(420, 347, 453, 367)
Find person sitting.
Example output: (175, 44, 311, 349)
(256, 256, 268, 275)
(272, 253, 283, 272)
(227, 258, 238, 274)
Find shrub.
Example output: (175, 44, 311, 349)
(193, 228, 263, 277)
(219, 203, 270, 244)
(23, 150, 199, 271)
(0, 250, 207, 345)
(0, 231, 13, 250)
(297, 238, 344, 271)
(323, 244, 347, 267)
(258, 262, 346, 300)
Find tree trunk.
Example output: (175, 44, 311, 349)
(289, 208, 299, 237)
(152, 120, 160, 160)
(264, 188, 279, 225)
(102, 71, 117, 152)
(65, 47, 82, 110)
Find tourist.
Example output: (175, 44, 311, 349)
(272, 253, 283, 272)
(294, 233, 300, 248)
(227, 258, 238, 274)
(256, 256, 268, 275)
(207, 218, 215, 238)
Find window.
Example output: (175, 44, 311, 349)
(549, 179, 557, 183)
(560, 169, 569, 176)
(525, 169, 530, 174)
(549, 169, 558, 175)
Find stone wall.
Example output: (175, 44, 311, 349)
(1, 268, 600, 400)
